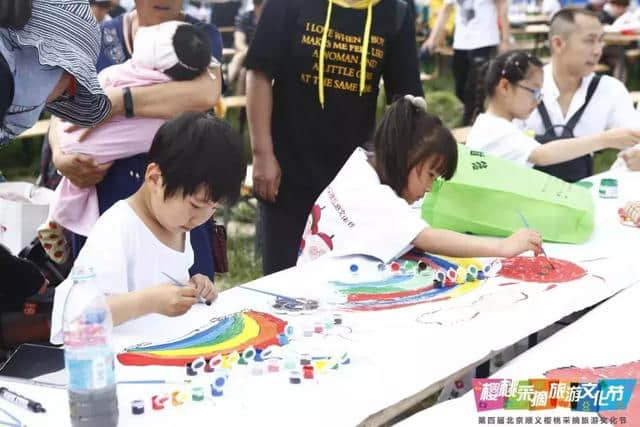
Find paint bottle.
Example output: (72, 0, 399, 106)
(63, 266, 118, 427)
(598, 178, 618, 199)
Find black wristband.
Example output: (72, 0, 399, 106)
(123, 87, 134, 118)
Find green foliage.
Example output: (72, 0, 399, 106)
(0, 138, 43, 181)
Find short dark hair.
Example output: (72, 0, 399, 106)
(485, 50, 543, 97)
(89, 0, 112, 7)
(372, 97, 458, 196)
(610, 0, 630, 7)
(550, 7, 600, 40)
(148, 112, 247, 204)
(164, 24, 212, 81)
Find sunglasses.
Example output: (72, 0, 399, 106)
(515, 83, 543, 102)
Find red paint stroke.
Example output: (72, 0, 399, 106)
(349, 296, 452, 312)
(545, 361, 640, 425)
(117, 311, 287, 366)
(500, 257, 586, 283)
(347, 285, 435, 302)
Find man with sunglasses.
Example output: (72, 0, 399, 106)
(517, 8, 640, 181)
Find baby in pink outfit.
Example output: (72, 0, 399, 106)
(40, 21, 218, 263)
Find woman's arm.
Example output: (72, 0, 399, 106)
(49, 116, 112, 188)
(129, 68, 221, 119)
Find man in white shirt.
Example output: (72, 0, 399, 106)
(518, 8, 640, 175)
(422, 0, 511, 125)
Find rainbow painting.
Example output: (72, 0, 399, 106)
(117, 311, 287, 366)
(331, 254, 488, 311)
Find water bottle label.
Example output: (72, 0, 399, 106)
(66, 354, 115, 390)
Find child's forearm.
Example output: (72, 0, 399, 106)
(529, 136, 605, 166)
(412, 228, 506, 258)
(107, 288, 157, 326)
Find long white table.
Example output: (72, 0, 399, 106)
(1, 170, 638, 427)
(398, 262, 640, 426)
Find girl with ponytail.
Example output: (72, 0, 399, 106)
(467, 50, 639, 176)
(297, 95, 541, 265)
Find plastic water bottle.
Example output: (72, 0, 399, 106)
(62, 266, 118, 427)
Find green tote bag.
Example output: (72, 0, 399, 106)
(421, 145, 595, 244)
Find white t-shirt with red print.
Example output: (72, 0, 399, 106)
(296, 148, 428, 265)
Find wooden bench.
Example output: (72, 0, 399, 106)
(420, 72, 434, 82)
(540, 57, 610, 74)
(241, 164, 254, 197)
(222, 95, 247, 110)
(16, 119, 50, 139)
(222, 47, 237, 59)
(511, 39, 543, 52)
(16, 95, 248, 140)
(510, 24, 550, 36)
(626, 48, 640, 62)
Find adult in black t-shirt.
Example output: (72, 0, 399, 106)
(245, 0, 423, 275)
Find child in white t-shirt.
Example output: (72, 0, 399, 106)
(297, 95, 542, 265)
(50, 113, 246, 343)
(467, 50, 640, 168)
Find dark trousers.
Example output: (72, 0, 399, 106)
(452, 46, 496, 125)
(258, 200, 310, 276)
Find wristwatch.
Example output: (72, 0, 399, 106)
(123, 87, 134, 118)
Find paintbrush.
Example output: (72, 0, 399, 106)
(238, 286, 319, 310)
(516, 210, 555, 270)
(162, 272, 212, 305)
(237, 285, 303, 304)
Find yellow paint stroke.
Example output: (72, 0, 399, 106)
(446, 278, 483, 298)
(443, 256, 484, 270)
(441, 256, 485, 298)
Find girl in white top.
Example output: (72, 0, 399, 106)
(467, 51, 640, 168)
(297, 95, 542, 265)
